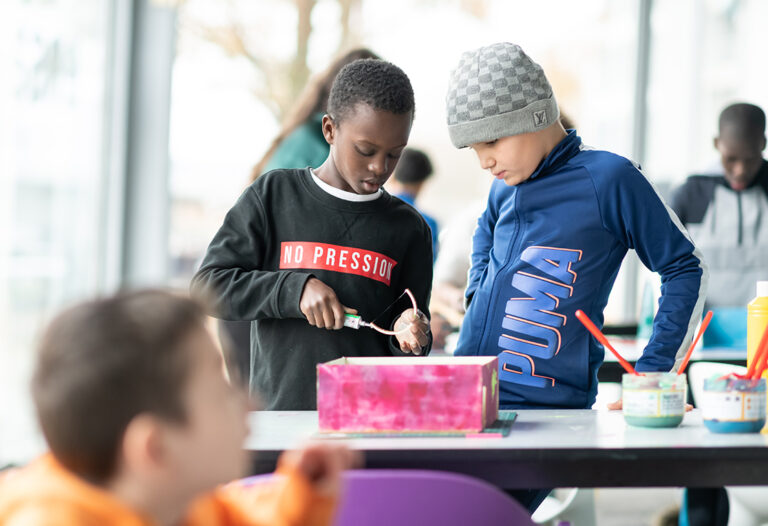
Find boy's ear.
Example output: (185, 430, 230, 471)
(120, 414, 166, 474)
(321, 114, 336, 145)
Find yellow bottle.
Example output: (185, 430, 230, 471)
(747, 281, 768, 376)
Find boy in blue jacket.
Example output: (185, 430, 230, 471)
(446, 42, 708, 411)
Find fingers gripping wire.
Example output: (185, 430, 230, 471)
(343, 289, 419, 336)
(363, 289, 418, 336)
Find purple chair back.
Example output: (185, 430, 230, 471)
(242, 469, 535, 526)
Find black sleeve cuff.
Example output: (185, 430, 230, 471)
(276, 271, 314, 319)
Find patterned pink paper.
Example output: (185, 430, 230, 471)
(317, 357, 499, 432)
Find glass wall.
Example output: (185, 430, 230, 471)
(645, 0, 768, 184)
(5, 0, 768, 465)
(0, 0, 116, 464)
(167, 0, 640, 323)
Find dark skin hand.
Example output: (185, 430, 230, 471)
(299, 278, 430, 353)
(299, 277, 356, 330)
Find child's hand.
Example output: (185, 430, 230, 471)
(300, 278, 357, 330)
(393, 308, 430, 354)
(280, 443, 362, 496)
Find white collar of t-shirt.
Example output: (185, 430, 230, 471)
(310, 169, 382, 202)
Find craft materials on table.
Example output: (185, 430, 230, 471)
(701, 376, 766, 433)
(706, 306, 768, 433)
(622, 372, 687, 428)
(747, 281, 768, 374)
(315, 411, 517, 439)
(316, 356, 498, 434)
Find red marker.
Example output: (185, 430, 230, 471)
(677, 310, 713, 375)
(575, 309, 639, 376)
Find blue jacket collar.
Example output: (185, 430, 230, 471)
(395, 192, 416, 205)
(527, 129, 583, 182)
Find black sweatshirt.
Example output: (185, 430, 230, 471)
(191, 168, 433, 409)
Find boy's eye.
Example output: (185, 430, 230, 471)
(388, 152, 402, 159)
(485, 140, 497, 146)
(355, 146, 375, 157)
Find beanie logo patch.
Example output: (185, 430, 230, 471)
(533, 110, 548, 127)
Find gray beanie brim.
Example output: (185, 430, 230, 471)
(448, 97, 559, 149)
(446, 43, 560, 149)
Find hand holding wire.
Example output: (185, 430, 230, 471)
(300, 277, 357, 330)
(342, 288, 430, 354)
(393, 308, 430, 354)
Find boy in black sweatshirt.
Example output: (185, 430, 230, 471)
(192, 59, 432, 410)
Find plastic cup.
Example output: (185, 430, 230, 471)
(701, 376, 766, 433)
(622, 372, 686, 428)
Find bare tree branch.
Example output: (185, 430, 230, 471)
(178, 0, 324, 121)
(338, 0, 362, 51)
(290, 0, 316, 103)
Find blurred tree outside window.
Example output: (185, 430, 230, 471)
(167, 0, 640, 324)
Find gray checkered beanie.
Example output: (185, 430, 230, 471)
(446, 42, 559, 148)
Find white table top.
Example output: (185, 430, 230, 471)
(246, 409, 768, 488)
(247, 409, 768, 451)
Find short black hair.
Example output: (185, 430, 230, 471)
(327, 59, 415, 123)
(719, 103, 766, 139)
(32, 290, 206, 483)
(394, 148, 433, 184)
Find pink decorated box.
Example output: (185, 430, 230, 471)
(317, 356, 499, 433)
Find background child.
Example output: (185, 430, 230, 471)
(389, 147, 440, 262)
(445, 42, 707, 411)
(669, 102, 767, 526)
(192, 59, 433, 410)
(671, 102, 768, 309)
(0, 289, 357, 526)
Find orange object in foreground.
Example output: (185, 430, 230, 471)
(0, 454, 336, 526)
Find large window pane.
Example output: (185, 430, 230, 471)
(645, 0, 768, 183)
(168, 0, 639, 323)
(0, 0, 113, 464)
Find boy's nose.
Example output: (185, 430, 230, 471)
(480, 156, 495, 170)
(368, 159, 388, 176)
